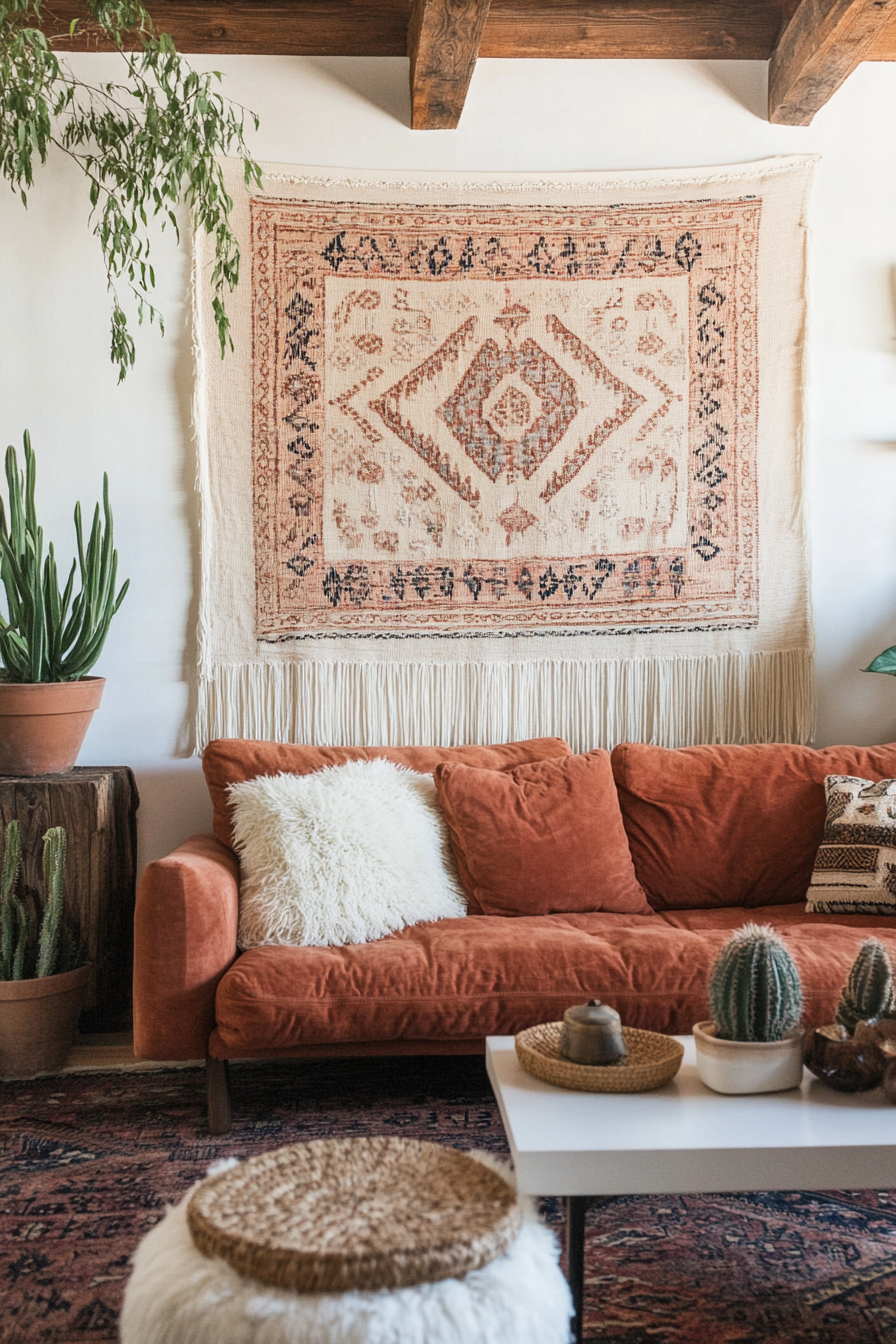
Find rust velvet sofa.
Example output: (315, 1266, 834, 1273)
(133, 736, 896, 1132)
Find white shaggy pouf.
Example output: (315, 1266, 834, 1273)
(120, 1156, 572, 1344)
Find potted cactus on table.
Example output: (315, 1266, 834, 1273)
(693, 923, 805, 1094)
(0, 820, 91, 1079)
(0, 432, 129, 776)
(835, 938, 894, 1034)
(804, 939, 896, 1092)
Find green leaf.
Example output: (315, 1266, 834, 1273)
(0, 0, 261, 379)
(863, 646, 896, 676)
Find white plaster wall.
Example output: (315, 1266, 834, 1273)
(1, 56, 895, 865)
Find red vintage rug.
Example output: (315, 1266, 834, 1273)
(2, 1055, 896, 1343)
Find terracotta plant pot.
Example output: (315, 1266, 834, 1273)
(0, 678, 104, 776)
(0, 963, 92, 1079)
(693, 1021, 805, 1094)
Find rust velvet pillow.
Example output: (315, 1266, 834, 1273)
(433, 750, 652, 917)
(611, 741, 896, 911)
(202, 736, 571, 851)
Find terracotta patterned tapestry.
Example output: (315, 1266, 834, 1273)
(194, 158, 816, 751)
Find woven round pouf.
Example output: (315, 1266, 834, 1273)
(120, 1143, 572, 1344)
(188, 1136, 522, 1292)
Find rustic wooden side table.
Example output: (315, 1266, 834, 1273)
(0, 766, 139, 1030)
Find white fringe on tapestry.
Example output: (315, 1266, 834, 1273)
(193, 156, 817, 756)
(196, 650, 815, 754)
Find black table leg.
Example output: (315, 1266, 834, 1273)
(566, 1195, 587, 1343)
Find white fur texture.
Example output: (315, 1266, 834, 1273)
(120, 1155, 573, 1344)
(230, 759, 467, 949)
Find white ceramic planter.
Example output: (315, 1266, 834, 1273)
(693, 1021, 805, 1095)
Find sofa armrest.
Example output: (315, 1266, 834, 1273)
(133, 834, 239, 1060)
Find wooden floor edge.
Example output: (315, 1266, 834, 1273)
(62, 1032, 204, 1073)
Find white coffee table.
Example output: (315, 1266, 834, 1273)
(486, 1034, 896, 1343)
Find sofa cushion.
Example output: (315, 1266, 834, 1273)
(203, 737, 571, 851)
(211, 906, 896, 1056)
(231, 760, 466, 949)
(434, 751, 651, 917)
(611, 742, 896, 911)
(806, 775, 896, 915)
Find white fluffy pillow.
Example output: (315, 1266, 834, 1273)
(229, 759, 467, 949)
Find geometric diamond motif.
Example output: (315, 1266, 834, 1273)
(438, 337, 581, 482)
(488, 384, 532, 435)
(497, 498, 538, 545)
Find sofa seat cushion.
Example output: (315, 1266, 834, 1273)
(612, 742, 896, 911)
(212, 907, 896, 1056)
(203, 738, 571, 850)
(658, 904, 896, 1026)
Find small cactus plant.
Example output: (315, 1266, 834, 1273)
(836, 939, 895, 1035)
(0, 820, 31, 981)
(0, 821, 83, 981)
(708, 923, 803, 1043)
(36, 829, 68, 979)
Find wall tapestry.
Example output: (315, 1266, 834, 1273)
(194, 156, 816, 751)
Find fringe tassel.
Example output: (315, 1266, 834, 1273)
(195, 650, 815, 754)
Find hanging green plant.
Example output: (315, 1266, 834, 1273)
(0, 0, 262, 380)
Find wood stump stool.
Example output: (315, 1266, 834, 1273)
(0, 766, 138, 1030)
(120, 1136, 572, 1344)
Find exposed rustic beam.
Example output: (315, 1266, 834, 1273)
(482, 0, 795, 60)
(769, 0, 896, 125)
(862, 6, 896, 53)
(41, 0, 791, 60)
(42, 0, 412, 56)
(408, 0, 490, 128)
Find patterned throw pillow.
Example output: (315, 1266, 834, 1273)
(806, 776, 896, 914)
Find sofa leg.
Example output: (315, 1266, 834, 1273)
(206, 1056, 232, 1135)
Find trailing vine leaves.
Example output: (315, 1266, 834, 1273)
(0, 0, 262, 379)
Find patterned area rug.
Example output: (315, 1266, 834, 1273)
(3, 1055, 896, 1342)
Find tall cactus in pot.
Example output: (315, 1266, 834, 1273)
(0, 433, 129, 683)
(0, 435, 130, 773)
(0, 820, 90, 1080)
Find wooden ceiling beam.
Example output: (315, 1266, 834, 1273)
(408, 0, 491, 128)
(857, 5, 896, 54)
(482, 0, 794, 60)
(42, 0, 412, 57)
(41, 0, 792, 60)
(769, 0, 896, 124)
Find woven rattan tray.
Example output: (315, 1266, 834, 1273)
(515, 1022, 684, 1093)
(186, 1135, 522, 1293)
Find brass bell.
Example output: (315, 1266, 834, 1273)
(560, 999, 628, 1066)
